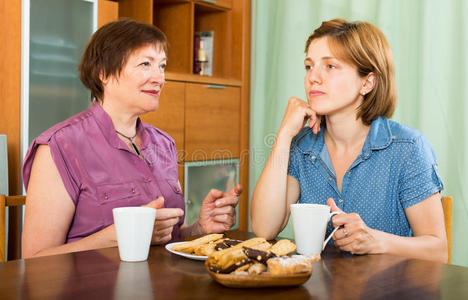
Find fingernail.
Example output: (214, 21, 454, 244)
(215, 200, 221, 207)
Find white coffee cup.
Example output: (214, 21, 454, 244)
(290, 203, 340, 255)
(112, 207, 156, 262)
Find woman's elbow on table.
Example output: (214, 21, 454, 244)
(251, 221, 279, 241)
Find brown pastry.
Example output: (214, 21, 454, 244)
(233, 262, 252, 275)
(208, 237, 267, 267)
(193, 241, 217, 256)
(266, 255, 319, 275)
(210, 258, 252, 274)
(172, 233, 224, 254)
(270, 239, 296, 256)
(248, 262, 267, 275)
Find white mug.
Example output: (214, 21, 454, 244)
(290, 203, 340, 255)
(113, 207, 156, 262)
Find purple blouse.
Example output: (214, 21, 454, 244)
(22, 102, 185, 243)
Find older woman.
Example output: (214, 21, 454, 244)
(22, 19, 241, 258)
(251, 19, 447, 262)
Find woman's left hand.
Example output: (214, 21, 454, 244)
(197, 184, 242, 234)
(328, 198, 383, 254)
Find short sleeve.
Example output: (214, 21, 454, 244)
(48, 133, 81, 202)
(22, 132, 81, 203)
(398, 135, 444, 208)
(288, 143, 300, 180)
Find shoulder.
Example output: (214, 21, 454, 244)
(290, 127, 319, 153)
(140, 121, 175, 147)
(386, 119, 437, 161)
(387, 119, 424, 142)
(35, 107, 94, 143)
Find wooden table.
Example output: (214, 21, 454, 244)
(1, 230, 467, 299)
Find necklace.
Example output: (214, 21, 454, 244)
(115, 130, 141, 156)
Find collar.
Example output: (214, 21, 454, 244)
(367, 116, 393, 150)
(92, 101, 148, 151)
(304, 117, 393, 161)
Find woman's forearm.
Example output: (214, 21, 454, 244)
(373, 229, 448, 263)
(23, 225, 117, 259)
(251, 133, 294, 239)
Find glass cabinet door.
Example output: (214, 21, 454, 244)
(28, 0, 95, 143)
(184, 159, 239, 228)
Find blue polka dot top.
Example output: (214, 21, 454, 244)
(288, 117, 444, 238)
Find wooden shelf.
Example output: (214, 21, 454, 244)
(194, 0, 232, 10)
(165, 72, 241, 86)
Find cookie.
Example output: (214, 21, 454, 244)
(270, 239, 296, 256)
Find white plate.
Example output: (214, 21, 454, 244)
(165, 242, 208, 261)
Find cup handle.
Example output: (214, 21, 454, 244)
(322, 211, 341, 251)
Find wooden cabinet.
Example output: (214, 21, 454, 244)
(140, 81, 185, 157)
(185, 83, 240, 160)
(104, 0, 250, 230)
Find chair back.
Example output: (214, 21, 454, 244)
(441, 196, 452, 264)
(0, 195, 26, 261)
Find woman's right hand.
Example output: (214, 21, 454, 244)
(144, 197, 184, 244)
(278, 97, 320, 139)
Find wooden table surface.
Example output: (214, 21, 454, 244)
(1, 230, 467, 300)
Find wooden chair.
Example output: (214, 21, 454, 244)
(441, 196, 453, 264)
(0, 195, 26, 261)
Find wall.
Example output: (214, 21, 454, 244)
(249, 0, 468, 266)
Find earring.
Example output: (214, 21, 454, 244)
(361, 91, 366, 96)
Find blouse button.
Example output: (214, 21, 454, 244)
(104, 195, 109, 200)
(328, 177, 332, 181)
(339, 199, 344, 203)
(131, 189, 135, 194)
(146, 178, 152, 182)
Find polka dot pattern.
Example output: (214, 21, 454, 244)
(288, 117, 443, 239)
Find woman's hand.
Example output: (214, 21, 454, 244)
(144, 197, 184, 244)
(328, 198, 383, 255)
(278, 97, 321, 139)
(197, 184, 242, 234)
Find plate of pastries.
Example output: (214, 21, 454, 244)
(167, 234, 320, 288)
(165, 233, 228, 260)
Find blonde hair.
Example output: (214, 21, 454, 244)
(305, 19, 397, 125)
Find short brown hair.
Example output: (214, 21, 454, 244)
(305, 19, 397, 125)
(79, 18, 168, 102)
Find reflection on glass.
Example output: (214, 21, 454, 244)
(184, 159, 239, 226)
(29, 0, 93, 143)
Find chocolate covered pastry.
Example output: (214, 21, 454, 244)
(208, 237, 267, 267)
(214, 239, 242, 250)
(243, 247, 276, 264)
(210, 258, 252, 274)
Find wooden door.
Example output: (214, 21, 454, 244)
(185, 83, 240, 161)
